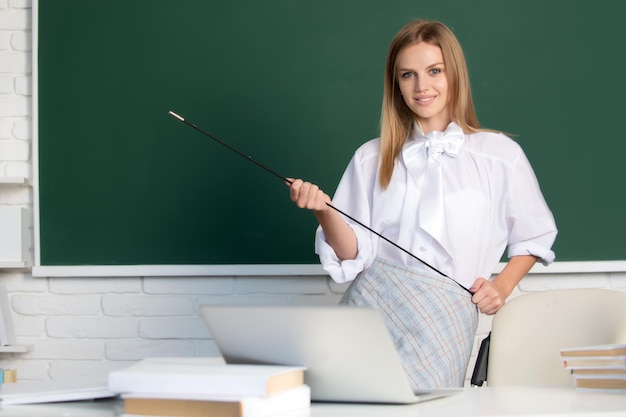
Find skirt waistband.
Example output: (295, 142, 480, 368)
(371, 258, 470, 296)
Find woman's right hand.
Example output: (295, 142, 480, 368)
(286, 178, 331, 212)
(286, 178, 358, 260)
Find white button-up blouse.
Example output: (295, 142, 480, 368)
(315, 122, 558, 288)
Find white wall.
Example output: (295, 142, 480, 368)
(1, 1, 625, 385)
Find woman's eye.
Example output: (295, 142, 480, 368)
(430, 68, 442, 75)
(401, 72, 414, 78)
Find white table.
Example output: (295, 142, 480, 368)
(0, 387, 625, 416)
(309, 387, 626, 416)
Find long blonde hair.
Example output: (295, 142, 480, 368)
(379, 20, 483, 189)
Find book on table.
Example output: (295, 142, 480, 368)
(574, 375, 626, 390)
(121, 385, 311, 417)
(108, 357, 310, 417)
(571, 368, 626, 376)
(562, 356, 626, 369)
(108, 357, 305, 397)
(0, 377, 116, 405)
(560, 343, 626, 358)
(560, 343, 626, 370)
(560, 343, 626, 393)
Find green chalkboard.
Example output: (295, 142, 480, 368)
(37, 0, 626, 268)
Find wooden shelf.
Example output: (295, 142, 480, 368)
(0, 344, 32, 353)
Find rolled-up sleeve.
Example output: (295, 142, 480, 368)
(314, 144, 379, 283)
(506, 149, 558, 265)
(315, 225, 373, 283)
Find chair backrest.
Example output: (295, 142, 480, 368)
(487, 288, 626, 387)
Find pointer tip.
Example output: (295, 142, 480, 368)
(168, 111, 184, 122)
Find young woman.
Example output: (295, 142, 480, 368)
(288, 19, 557, 389)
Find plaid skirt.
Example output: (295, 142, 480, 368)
(339, 258, 478, 390)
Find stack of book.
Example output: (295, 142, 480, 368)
(108, 357, 310, 417)
(0, 368, 17, 384)
(560, 343, 626, 393)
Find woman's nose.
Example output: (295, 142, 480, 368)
(414, 77, 429, 92)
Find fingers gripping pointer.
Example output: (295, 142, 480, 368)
(470, 278, 506, 315)
(287, 178, 330, 212)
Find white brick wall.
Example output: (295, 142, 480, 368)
(0, 1, 624, 386)
(0, 0, 30, 188)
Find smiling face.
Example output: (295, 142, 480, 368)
(395, 42, 451, 133)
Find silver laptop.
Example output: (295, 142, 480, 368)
(199, 304, 460, 404)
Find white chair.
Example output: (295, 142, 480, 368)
(486, 288, 626, 387)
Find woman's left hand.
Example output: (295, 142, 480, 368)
(470, 255, 538, 315)
(469, 278, 506, 315)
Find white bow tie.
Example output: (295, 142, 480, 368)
(424, 131, 464, 159)
(402, 123, 465, 177)
(403, 123, 465, 165)
(402, 123, 465, 259)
